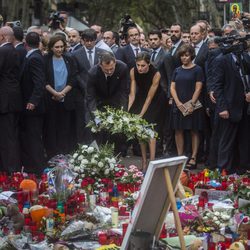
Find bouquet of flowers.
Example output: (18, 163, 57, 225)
(87, 106, 157, 142)
(120, 165, 144, 185)
(70, 143, 121, 190)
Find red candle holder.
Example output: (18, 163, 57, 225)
(98, 231, 108, 245)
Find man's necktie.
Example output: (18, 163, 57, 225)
(88, 50, 93, 67)
(151, 50, 157, 62)
(135, 48, 139, 56)
(170, 46, 175, 56)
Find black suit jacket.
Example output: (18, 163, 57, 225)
(72, 47, 105, 99)
(194, 42, 209, 73)
(213, 53, 246, 122)
(20, 49, 45, 114)
(162, 41, 185, 98)
(115, 44, 147, 70)
(44, 53, 77, 111)
(15, 43, 27, 67)
(0, 43, 22, 113)
(87, 60, 129, 121)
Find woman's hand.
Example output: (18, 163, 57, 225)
(52, 92, 65, 101)
(186, 103, 194, 114)
(176, 102, 187, 114)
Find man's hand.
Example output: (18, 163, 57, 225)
(209, 91, 216, 103)
(245, 92, 250, 102)
(219, 110, 229, 119)
(52, 92, 65, 101)
(26, 103, 35, 110)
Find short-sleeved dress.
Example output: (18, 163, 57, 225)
(170, 64, 205, 130)
(129, 65, 166, 133)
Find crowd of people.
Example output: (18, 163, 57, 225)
(0, 10, 250, 175)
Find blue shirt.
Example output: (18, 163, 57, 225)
(52, 56, 68, 92)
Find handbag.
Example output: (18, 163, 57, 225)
(182, 100, 203, 116)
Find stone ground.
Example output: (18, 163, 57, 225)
(120, 151, 204, 173)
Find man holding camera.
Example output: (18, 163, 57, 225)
(213, 36, 250, 174)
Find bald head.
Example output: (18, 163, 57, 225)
(0, 26, 14, 44)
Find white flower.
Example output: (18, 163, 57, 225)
(109, 163, 115, 170)
(74, 167, 80, 172)
(73, 153, 78, 159)
(81, 145, 88, 149)
(87, 147, 94, 153)
(213, 216, 218, 221)
(78, 178, 82, 183)
(91, 159, 97, 164)
(104, 169, 110, 175)
(221, 215, 230, 221)
(81, 174, 85, 178)
(78, 155, 84, 161)
(70, 159, 74, 164)
(214, 211, 220, 216)
(215, 220, 220, 225)
(81, 159, 89, 165)
(98, 162, 104, 168)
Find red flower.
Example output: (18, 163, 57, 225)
(101, 178, 112, 185)
(81, 179, 89, 188)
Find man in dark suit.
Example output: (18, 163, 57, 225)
(12, 26, 27, 67)
(148, 29, 167, 156)
(190, 24, 210, 164)
(115, 27, 147, 70)
(68, 29, 82, 52)
(87, 52, 129, 153)
(190, 24, 209, 72)
(213, 51, 250, 173)
(19, 32, 46, 174)
(72, 28, 105, 144)
(87, 52, 128, 114)
(161, 24, 184, 156)
(0, 26, 22, 173)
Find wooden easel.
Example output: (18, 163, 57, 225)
(164, 168, 186, 250)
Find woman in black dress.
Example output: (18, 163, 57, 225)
(128, 52, 165, 171)
(170, 44, 205, 169)
(44, 35, 76, 159)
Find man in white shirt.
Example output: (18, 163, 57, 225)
(91, 24, 113, 53)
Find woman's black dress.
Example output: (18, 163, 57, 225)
(129, 65, 165, 133)
(170, 64, 205, 131)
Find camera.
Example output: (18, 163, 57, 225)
(119, 14, 137, 39)
(215, 34, 250, 54)
(49, 12, 64, 30)
(6, 20, 21, 28)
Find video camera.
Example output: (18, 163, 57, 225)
(49, 11, 64, 30)
(214, 34, 250, 54)
(119, 14, 137, 39)
(6, 20, 22, 28)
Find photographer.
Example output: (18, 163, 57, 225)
(213, 31, 250, 174)
(48, 10, 72, 35)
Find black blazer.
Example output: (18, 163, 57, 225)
(194, 42, 209, 73)
(115, 44, 148, 70)
(44, 53, 77, 111)
(87, 60, 129, 121)
(0, 43, 22, 113)
(213, 53, 246, 122)
(15, 43, 27, 67)
(162, 41, 184, 98)
(20, 49, 45, 114)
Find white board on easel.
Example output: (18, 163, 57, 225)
(121, 156, 188, 250)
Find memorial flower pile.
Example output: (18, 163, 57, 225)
(87, 106, 157, 142)
(70, 144, 121, 189)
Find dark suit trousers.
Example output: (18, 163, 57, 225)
(237, 105, 250, 170)
(20, 114, 45, 174)
(216, 118, 238, 171)
(0, 112, 20, 173)
(44, 102, 73, 159)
